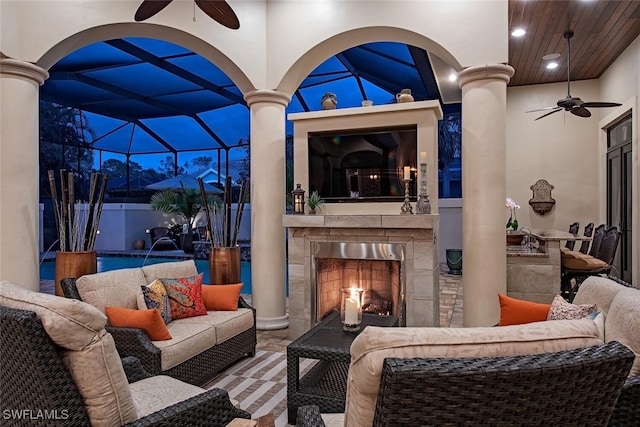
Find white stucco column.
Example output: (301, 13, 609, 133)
(0, 58, 49, 290)
(244, 89, 291, 330)
(458, 64, 514, 326)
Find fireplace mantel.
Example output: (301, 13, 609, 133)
(284, 213, 439, 339)
(283, 214, 436, 229)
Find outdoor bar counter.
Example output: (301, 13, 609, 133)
(506, 229, 583, 303)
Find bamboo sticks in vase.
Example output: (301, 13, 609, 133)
(48, 170, 109, 252)
(198, 176, 248, 248)
(198, 176, 248, 284)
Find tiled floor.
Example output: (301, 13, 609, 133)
(40, 264, 463, 354)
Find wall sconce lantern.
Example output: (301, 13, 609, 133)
(292, 183, 305, 214)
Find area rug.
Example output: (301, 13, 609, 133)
(205, 350, 317, 427)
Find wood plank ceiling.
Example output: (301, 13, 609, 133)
(508, 0, 640, 87)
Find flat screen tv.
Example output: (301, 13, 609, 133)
(308, 126, 417, 202)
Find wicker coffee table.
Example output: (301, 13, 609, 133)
(287, 311, 398, 424)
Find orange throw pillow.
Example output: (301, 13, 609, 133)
(201, 283, 243, 311)
(498, 294, 551, 326)
(105, 306, 172, 341)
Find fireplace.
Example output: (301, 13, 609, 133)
(312, 242, 405, 325)
(285, 102, 441, 339)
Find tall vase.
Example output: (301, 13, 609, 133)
(54, 250, 97, 296)
(209, 246, 241, 284)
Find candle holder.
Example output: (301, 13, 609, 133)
(340, 287, 364, 332)
(415, 162, 431, 214)
(400, 179, 413, 214)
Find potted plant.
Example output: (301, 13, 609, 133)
(198, 176, 249, 284)
(151, 185, 219, 253)
(49, 170, 108, 296)
(306, 191, 325, 214)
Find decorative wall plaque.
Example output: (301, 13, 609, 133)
(529, 179, 555, 215)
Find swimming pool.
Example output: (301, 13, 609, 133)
(41, 256, 252, 294)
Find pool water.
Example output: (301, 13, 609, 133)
(41, 257, 252, 294)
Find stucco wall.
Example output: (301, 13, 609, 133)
(0, 0, 507, 92)
(505, 79, 600, 232)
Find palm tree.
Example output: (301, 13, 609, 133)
(150, 185, 220, 251)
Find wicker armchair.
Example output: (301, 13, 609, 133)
(0, 305, 251, 427)
(296, 342, 636, 427)
(60, 277, 257, 386)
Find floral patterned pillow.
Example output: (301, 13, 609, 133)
(546, 294, 596, 320)
(161, 273, 207, 319)
(141, 279, 172, 324)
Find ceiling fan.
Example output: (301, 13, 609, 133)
(526, 31, 620, 120)
(134, 0, 240, 29)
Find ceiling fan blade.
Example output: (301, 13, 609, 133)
(570, 106, 591, 118)
(135, 0, 172, 21)
(534, 107, 563, 121)
(526, 106, 561, 113)
(195, 0, 240, 29)
(580, 101, 622, 108)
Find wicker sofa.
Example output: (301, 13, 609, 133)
(60, 260, 256, 386)
(0, 282, 251, 427)
(297, 275, 640, 426)
(297, 342, 634, 427)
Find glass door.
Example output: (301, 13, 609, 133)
(607, 115, 632, 283)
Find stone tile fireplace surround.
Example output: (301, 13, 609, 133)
(285, 101, 442, 339)
(283, 214, 439, 340)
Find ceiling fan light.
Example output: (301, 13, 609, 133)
(546, 62, 559, 70)
(511, 28, 526, 37)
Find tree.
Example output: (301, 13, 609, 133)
(100, 158, 125, 176)
(39, 102, 95, 200)
(438, 113, 461, 166)
(184, 155, 213, 174)
(158, 155, 183, 178)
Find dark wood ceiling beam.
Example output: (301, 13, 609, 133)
(508, 0, 640, 87)
(105, 39, 246, 106)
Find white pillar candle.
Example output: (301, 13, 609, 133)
(344, 297, 359, 325)
(404, 166, 411, 180)
(420, 151, 427, 164)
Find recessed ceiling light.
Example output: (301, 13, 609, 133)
(546, 62, 559, 70)
(543, 53, 561, 61)
(511, 28, 526, 37)
(448, 72, 457, 82)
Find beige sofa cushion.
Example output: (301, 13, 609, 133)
(346, 318, 602, 427)
(155, 321, 218, 370)
(76, 267, 147, 313)
(141, 260, 198, 283)
(62, 332, 138, 426)
(561, 250, 609, 270)
(0, 281, 106, 350)
(573, 275, 626, 318)
(129, 375, 205, 418)
(605, 287, 640, 376)
(177, 309, 254, 343)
